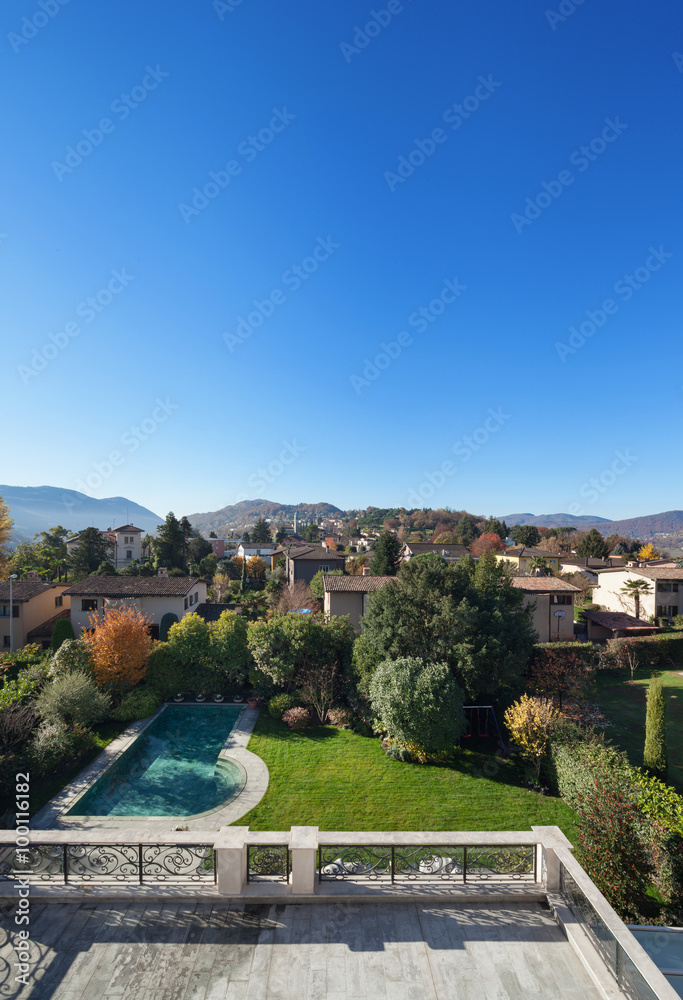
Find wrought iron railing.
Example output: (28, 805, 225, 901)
(319, 844, 536, 883)
(246, 844, 290, 883)
(559, 861, 658, 1000)
(0, 843, 216, 884)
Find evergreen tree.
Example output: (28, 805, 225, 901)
(481, 517, 507, 541)
(370, 531, 401, 575)
(575, 528, 610, 559)
(154, 513, 185, 570)
(510, 524, 541, 548)
(455, 513, 480, 546)
(644, 675, 667, 779)
(70, 527, 114, 577)
(50, 616, 75, 651)
(251, 518, 272, 543)
(240, 555, 247, 594)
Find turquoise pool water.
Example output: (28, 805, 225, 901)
(67, 705, 244, 817)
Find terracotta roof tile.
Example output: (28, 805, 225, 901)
(62, 576, 202, 597)
(511, 576, 580, 592)
(323, 575, 394, 592)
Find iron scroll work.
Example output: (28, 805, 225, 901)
(319, 844, 536, 883)
(0, 843, 216, 884)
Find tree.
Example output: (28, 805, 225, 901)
(575, 529, 609, 559)
(455, 513, 480, 546)
(504, 694, 558, 777)
(275, 526, 287, 544)
(247, 556, 266, 580)
(619, 578, 653, 619)
(167, 613, 211, 667)
(527, 556, 550, 576)
(355, 551, 536, 700)
(209, 531, 217, 539)
(297, 659, 338, 723)
(85, 606, 153, 691)
(247, 613, 354, 691)
(32, 526, 69, 579)
(187, 533, 212, 568)
(0, 494, 13, 578)
(369, 657, 466, 755)
(276, 581, 318, 614)
(469, 532, 504, 557)
(481, 517, 507, 542)
(638, 542, 659, 561)
(301, 522, 320, 543)
(209, 610, 250, 687)
(309, 568, 344, 601)
(36, 671, 111, 727)
(528, 647, 592, 710)
(153, 513, 185, 571)
(552, 526, 576, 554)
(50, 617, 75, 652)
(251, 518, 272, 543)
(70, 528, 114, 577)
(510, 524, 541, 548)
(180, 516, 192, 571)
(199, 553, 218, 578)
(644, 675, 667, 779)
(240, 555, 247, 594)
(242, 531, 251, 543)
(370, 531, 401, 575)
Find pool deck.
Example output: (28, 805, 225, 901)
(0, 900, 607, 1000)
(32, 704, 269, 833)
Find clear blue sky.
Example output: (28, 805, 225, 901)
(2, 0, 681, 522)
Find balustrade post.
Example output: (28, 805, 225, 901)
(531, 826, 573, 891)
(290, 826, 318, 895)
(214, 827, 248, 895)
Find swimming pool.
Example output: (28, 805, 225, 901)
(66, 704, 245, 818)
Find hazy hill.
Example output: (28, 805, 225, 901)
(501, 510, 683, 546)
(187, 498, 345, 535)
(502, 512, 611, 528)
(1, 485, 163, 542)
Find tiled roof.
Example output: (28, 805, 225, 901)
(323, 575, 395, 593)
(194, 603, 242, 621)
(27, 608, 71, 641)
(503, 547, 560, 559)
(239, 542, 277, 550)
(62, 576, 202, 597)
(511, 576, 580, 592)
(402, 543, 468, 558)
(0, 581, 63, 603)
(628, 567, 683, 581)
(288, 547, 346, 561)
(112, 524, 143, 533)
(580, 610, 660, 631)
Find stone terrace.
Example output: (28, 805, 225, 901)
(0, 900, 604, 1000)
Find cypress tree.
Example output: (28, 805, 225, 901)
(50, 616, 75, 651)
(644, 675, 667, 779)
(240, 557, 247, 594)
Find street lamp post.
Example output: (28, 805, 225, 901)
(9, 574, 17, 653)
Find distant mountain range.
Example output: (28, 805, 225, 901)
(502, 513, 612, 528)
(187, 498, 344, 535)
(501, 510, 683, 547)
(1, 485, 163, 542)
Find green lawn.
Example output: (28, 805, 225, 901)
(238, 716, 579, 839)
(594, 668, 683, 789)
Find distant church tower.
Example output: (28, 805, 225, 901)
(293, 513, 298, 535)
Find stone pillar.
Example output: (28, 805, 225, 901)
(215, 826, 248, 895)
(290, 826, 318, 895)
(532, 826, 573, 892)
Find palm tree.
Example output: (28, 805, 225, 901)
(619, 578, 653, 619)
(527, 556, 550, 576)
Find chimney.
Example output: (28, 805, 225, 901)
(362, 566, 371, 576)
(26, 570, 41, 583)
(157, 567, 168, 577)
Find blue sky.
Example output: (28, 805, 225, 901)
(2, 0, 681, 523)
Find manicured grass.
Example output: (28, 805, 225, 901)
(0, 720, 127, 821)
(238, 715, 579, 839)
(594, 668, 683, 789)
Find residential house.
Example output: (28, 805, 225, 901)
(511, 576, 580, 641)
(592, 565, 683, 622)
(236, 542, 278, 562)
(497, 547, 561, 574)
(579, 610, 660, 641)
(207, 539, 226, 559)
(558, 556, 624, 586)
(399, 542, 469, 563)
(62, 573, 207, 639)
(323, 574, 394, 631)
(0, 574, 70, 650)
(286, 546, 346, 587)
(110, 524, 145, 569)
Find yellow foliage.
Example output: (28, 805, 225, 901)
(637, 543, 659, 561)
(85, 605, 153, 689)
(504, 695, 558, 773)
(247, 556, 266, 579)
(0, 495, 14, 578)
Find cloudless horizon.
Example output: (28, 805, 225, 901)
(2, 0, 681, 523)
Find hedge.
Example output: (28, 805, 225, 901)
(548, 724, 683, 902)
(601, 633, 683, 669)
(533, 642, 601, 667)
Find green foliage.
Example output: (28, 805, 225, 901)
(27, 721, 97, 776)
(48, 639, 94, 679)
(576, 782, 652, 920)
(638, 773, 683, 837)
(247, 613, 355, 691)
(369, 657, 466, 755)
(268, 692, 303, 720)
(167, 613, 211, 665)
(50, 617, 75, 652)
(112, 686, 161, 721)
(534, 642, 600, 667)
(0, 670, 43, 709)
(144, 642, 185, 698)
(36, 672, 111, 727)
(600, 633, 683, 670)
(644, 675, 667, 778)
(481, 517, 508, 541)
(355, 551, 536, 700)
(152, 512, 185, 571)
(69, 527, 114, 577)
(370, 531, 401, 576)
(510, 524, 540, 547)
(309, 568, 344, 601)
(209, 610, 251, 688)
(159, 612, 179, 643)
(251, 518, 272, 543)
(454, 513, 480, 546)
(575, 528, 610, 559)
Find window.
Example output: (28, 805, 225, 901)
(194, 592, 198, 604)
(13, 606, 19, 618)
(551, 594, 573, 605)
(3, 636, 9, 647)
(81, 599, 97, 612)
(55, 596, 63, 607)
(320, 565, 329, 573)
(659, 583, 673, 593)
(0, 607, 8, 618)
(126, 550, 132, 559)
(184, 597, 188, 609)
(657, 605, 677, 618)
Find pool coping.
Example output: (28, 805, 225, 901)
(31, 703, 270, 833)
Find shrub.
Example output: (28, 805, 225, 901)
(601, 633, 683, 671)
(282, 707, 311, 730)
(209, 611, 251, 689)
(36, 672, 111, 727)
(327, 707, 354, 728)
(50, 617, 76, 652)
(533, 642, 600, 667)
(369, 657, 466, 756)
(0, 669, 44, 709)
(48, 639, 94, 680)
(112, 687, 161, 721)
(644, 675, 667, 779)
(504, 695, 558, 778)
(0, 703, 38, 750)
(159, 612, 179, 643)
(27, 721, 97, 776)
(144, 643, 185, 699)
(248, 667, 279, 702)
(268, 693, 302, 721)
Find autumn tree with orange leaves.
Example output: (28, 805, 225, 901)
(469, 532, 505, 557)
(85, 605, 153, 693)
